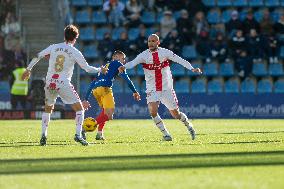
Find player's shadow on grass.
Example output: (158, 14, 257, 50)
(198, 130, 284, 135)
(1, 150, 284, 175)
(0, 141, 75, 147)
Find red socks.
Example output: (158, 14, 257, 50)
(95, 109, 109, 126)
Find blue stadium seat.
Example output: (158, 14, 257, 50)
(112, 81, 124, 93)
(0, 81, 10, 95)
(145, 27, 156, 37)
(83, 45, 98, 59)
(79, 27, 95, 41)
(75, 10, 91, 24)
(220, 62, 234, 76)
(249, 0, 264, 7)
(207, 79, 223, 93)
(171, 63, 186, 76)
(280, 46, 284, 58)
(141, 11, 156, 25)
(175, 80, 190, 93)
(173, 11, 181, 20)
(125, 68, 136, 76)
(240, 9, 248, 21)
(202, 0, 216, 7)
(156, 12, 163, 23)
(140, 81, 146, 93)
(72, 0, 87, 6)
(252, 62, 267, 76)
(88, 0, 103, 7)
(137, 64, 144, 76)
(92, 11, 107, 24)
(217, 0, 232, 7)
(265, 0, 280, 7)
(207, 10, 221, 24)
(271, 10, 282, 22)
(203, 63, 218, 76)
(128, 28, 140, 40)
(80, 80, 89, 98)
(268, 63, 284, 76)
(188, 62, 202, 76)
(191, 78, 207, 93)
(241, 78, 256, 93)
(232, 0, 248, 7)
(257, 78, 273, 93)
(112, 27, 126, 40)
(222, 9, 232, 23)
(182, 45, 197, 59)
(281, 0, 284, 6)
(224, 78, 240, 93)
(95, 27, 111, 40)
(274, 79, 284, 93)
(254, 10, 263, 22)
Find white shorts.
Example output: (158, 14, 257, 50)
(44, 78, 81, 106)
(146, 89, 179, 110)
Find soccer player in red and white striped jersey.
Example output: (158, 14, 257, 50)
(119, 34, 202, 141)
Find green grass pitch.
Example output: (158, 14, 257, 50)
(0, 119, 283, 189)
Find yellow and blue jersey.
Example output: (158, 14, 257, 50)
(85, 60, 137, 101)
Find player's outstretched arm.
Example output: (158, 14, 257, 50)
(120, 71, 140, 101)
(167, 49, 202, 74)
(22, 57, 41, 80)
(118, 53, 144, 73)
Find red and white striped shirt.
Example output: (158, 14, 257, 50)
(125, 47, 194, 92)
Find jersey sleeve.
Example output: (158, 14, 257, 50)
(74, 50, 101, 73)
(124, 52, 144, 69)
(165, 49, 194, 70)
(120, 71, 137, 93)
(26, 45, 53, 71)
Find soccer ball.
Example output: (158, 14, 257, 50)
(83, 117, 97, 132)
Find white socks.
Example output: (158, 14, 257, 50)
(75, 110, 85, 137)
(41, 112, 50, 137)
(180, 112, 193, 128)
(152, 114, 170, 136)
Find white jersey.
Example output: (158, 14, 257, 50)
(27, 42, 101, 81)
(125, 47, 194, 92)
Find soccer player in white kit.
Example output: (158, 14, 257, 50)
(119, 34, 202, 141)
(22, 25, 107, 146)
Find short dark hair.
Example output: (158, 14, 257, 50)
(64, 25, 79, 42)
(112, 50, 125, 57)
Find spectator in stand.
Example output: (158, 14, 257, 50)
(177, 9, 193, 44)
(115, 31, 131, 54)
(162, 30, 182, 54)
(155, 0, 170, 12)
(1, 12, 20, 35)
(193, 11, 209, 38)
(260, 9, 274, 36)
(265, 33, 279, 63)
(103, 0, 126, 27)
(229, 29, 247, 60)
(13, 43, 27, 67)
(140, 0, 155, 10)
(210, 32, 228, 63)
(98, 32, 114, 61)
(274, 14, 284, 45)
(0, 0, 15, 26)
(125, 0, 143, 28)
(235, 50, 252, 78)
(247, 29, 263, 63)
(136, 28, 148, 51)
(0, 35, 14, 79)
(196, 30, 211, 63)
(10, 61, 28, 110)
(160, 10, 176, 39)
(225, 10, 243, 37)
(242, 10, 260, 35)
(187, 0, 207, 18)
